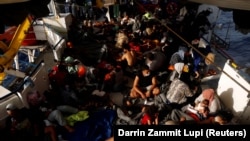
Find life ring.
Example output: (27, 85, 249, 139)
(166, 1, 178, 15)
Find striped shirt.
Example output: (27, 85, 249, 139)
(166, 78, 194, 104)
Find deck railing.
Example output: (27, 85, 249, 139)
(211, 32, 230, 50)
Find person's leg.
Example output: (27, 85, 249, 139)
(44, 125, 58, 141)
(48, 110, 66, 126)
(47, 110, 74, 133)
(106, 136, 114, 141)
(146, 85, 153, 98)
(166, 109, 194, 122)
(129, 88, 139, 98)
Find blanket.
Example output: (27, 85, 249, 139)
(65, 109, 116, 141)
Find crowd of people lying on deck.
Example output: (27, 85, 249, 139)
(2, 7, 234, 141)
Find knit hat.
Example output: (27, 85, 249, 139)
(6, 103, 17, 111)
(64, 56, 74, 64)
(205, 53, 215, 65)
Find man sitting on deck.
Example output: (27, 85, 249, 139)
(129, 65, 157, 102)
(116, 43, 137, 68)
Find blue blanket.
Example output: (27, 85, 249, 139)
(65, 109, 116, 141)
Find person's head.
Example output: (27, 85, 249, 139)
(197, 105, 210, 118)
(6, 103, 18, 117)
(205, 52, 215, 65)
(152, 87, 161, 96)
(123, 97, 134, 107)
(122, 43, 130, 53)
(142, 105, 158, 115)
(27, 90, 44, 107)
(202, 88, 215, 105)
(195, 99, 209, 111)
(141, 65, 151, 77)
(200, 99, 209, 107)
(145, 52, 155, 61)
(214, 110, 233, 125)
(64, 56, 75, 65)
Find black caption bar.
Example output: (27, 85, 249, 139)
(114, 125, 250, 141)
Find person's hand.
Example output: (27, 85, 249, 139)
(195, 71, 200, 78)
(145, 91, 151, 97)
(141, 94, 146, 99)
